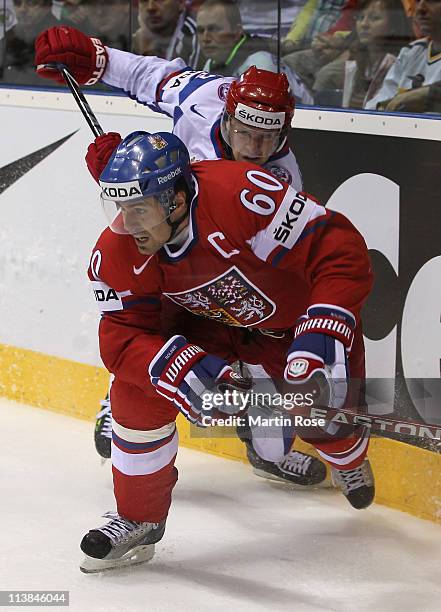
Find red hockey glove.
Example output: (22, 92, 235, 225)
(35, 26, 108, 85)
(149, 335, 252, 426)
(284, 305, 355, 410)
(86, 132, 122, 183)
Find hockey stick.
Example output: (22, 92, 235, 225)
(39, 62, 104, 137)
(283, 402, 441, 442)
(243, 375, 441, 444)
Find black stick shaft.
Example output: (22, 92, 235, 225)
(60, 67, 104, 137)
(39, 62, 104, 137)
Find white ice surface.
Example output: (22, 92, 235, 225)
(1, 398, 441, 612)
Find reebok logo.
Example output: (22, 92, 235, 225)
(158, 167, 182, 185)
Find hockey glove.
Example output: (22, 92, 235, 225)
(284, 305, 355, 410)
(86, 133, 122, 183)
(35, 26, 108, 85)
(149, 335, 251, 426)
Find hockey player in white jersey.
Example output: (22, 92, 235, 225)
(34, 26, 328, 489)
(35, 26, 302, 186)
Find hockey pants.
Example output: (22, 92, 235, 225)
(110, 314, 369, 522)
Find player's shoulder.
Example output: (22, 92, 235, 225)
(90, 228, 158, 290)
(92, 226, 132, 259)
(163, 67, 233, 106)
(192, 160, 322, 235)
(191, 159, 255, 212)
(325, 207, 369, 243)
(192, 159, 273, 195)
(191, 159, 242, 183)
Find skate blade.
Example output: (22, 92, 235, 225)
(80, 543, 155, 574)
(252, 467, 333, 489)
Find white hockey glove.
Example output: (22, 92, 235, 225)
(284, 305, 355, 410)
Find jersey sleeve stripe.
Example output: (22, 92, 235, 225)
(269, 245, 289, 267)
(113, 430, 176, 452)
(156, 68, 191, 103)
(174, 106, 185, 124)
(178, 74, 222, 106)
(210, 118, 225, 158)
(122, 296, 161, 308)
(296, 211, 335, 245)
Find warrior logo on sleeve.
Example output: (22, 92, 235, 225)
(164, 266, 275, 326)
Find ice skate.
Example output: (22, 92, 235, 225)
(80, 511, 166, 573)
(332, 459, 375, 509)
(94, 396, 112, 460)
(247, 444, 328, 488)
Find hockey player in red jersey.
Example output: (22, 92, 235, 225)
(34, 26, 332, 489)
(79, 131, 375, 573)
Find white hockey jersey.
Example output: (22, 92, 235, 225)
(366, 38, 441, 110)
(103, 48, 303, 190)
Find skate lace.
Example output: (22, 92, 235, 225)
(96, 399, 112, 439)
(279, 451, 312, 476)
(98, 512, 158, 545)
(338, 466, 366, 493)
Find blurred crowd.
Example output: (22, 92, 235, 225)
(1, 0, 441, 113)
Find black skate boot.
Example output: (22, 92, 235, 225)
(236, 418, 328, 488)
(80, 511, 166, 573)
(246, 442, 328, 487)
(94, 395, 112, 459)
(332, 459, 375, 509)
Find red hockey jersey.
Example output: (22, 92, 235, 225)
(88, 160, 373, 388)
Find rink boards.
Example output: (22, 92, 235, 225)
(1, 88, 440, 523)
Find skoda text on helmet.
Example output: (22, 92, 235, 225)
(221, 66, 295, 162)
(99, 131, 193, 237)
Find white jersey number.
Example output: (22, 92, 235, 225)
(239, 170, 284, 216)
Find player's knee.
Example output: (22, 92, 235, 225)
(111, 420, 178, 476)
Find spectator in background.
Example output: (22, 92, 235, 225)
(365, 0, 441, 111)
(196, 0, 278, 75)
(340, 0, 412, 108)
(282, 0, 358, 91)
(283, 0, 357, 54)
(236, 0, 305, 39)
(58, 1, 92, 29)
(133, 0, 200, 67)
(284, 0, 412, 106)
(3, 0, 59, 85)
(63, 0, 131, 49)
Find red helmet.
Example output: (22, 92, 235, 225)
(225, 66, 295, 131)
